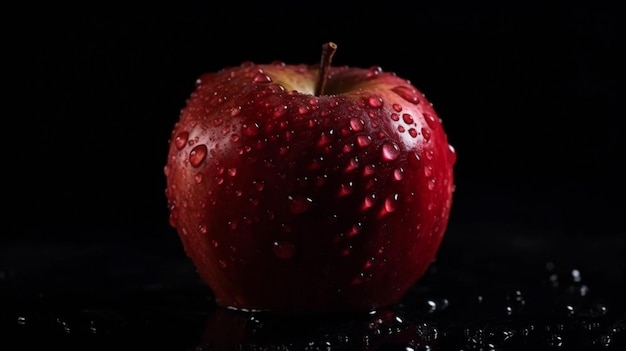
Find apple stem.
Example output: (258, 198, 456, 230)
(315, 42, 337, 96)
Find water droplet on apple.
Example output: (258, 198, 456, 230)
(393, 168, 404, 181)
(338, 181, 354, 197)
(381, 142, 400, 161)
(402, 113, 414, 124)
(344, 157, 359, 173)
(366, 65, 382, 78)
(408, 128, 418, 138)
(357, 135, 372, 147)
(428, 178, 436, 190)
(347, 222, 363, 237)
(426, 149, 435, 160)
(448, 144, 457, 164)
(317, 131, 333, 147)
(361, 193, 377, 210)
(391, 85, 421, 105)
(253, 180, 265, 191)
(168, 206, 179, 228)
(350, 117, 364, 131)
(288, 194, 313, 214)
(230, 106, 242, 117)
(298, 106, 310, 115)
(424, 113, 438, 129)
(174, 131, 189, 150)
(273, 241, 295, 259)
(421, 127, 431, 141)
(390, 113, 399, 121)
(273, 105, 288, 118)
(189, 144, 208, 167)
(408, 151, 421, 169)
(424, 165, 433, 177)
(367, 96, 384, 108)
(198, 224, 208, 234)
(397, 125, 405, 133)
(228, 220, 238, 231)
(392, 103, 402, 112)
(227, 168, 237, 177)
(242, 123, 260, 137)
(230, 134, 240, 143)
(363, 164, 376, 176)
(378, 194, 399, 218)
(342, 143, 354, 154)
(194, 173, 203, 183)
(252, 73, 272, 83)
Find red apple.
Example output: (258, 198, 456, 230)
(164, 43, 456, 312)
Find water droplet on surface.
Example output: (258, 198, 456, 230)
(168, 206, 179, 228)
(408, 151, 421, 169)
(347, 222, 362, 237)
(381, 142, 400, 161)
(338, 181, 354, 197)
(189, 144, 208, 167)
(288, 195, 313, 214)
(367, 96, 384, 108)
(230, 134, 240, 143)
(425, 149, 434, 160)
(408, 128, 418, 138)
(230, 106, 242, 116)
(227, 168, 237, 177)
(350, 117, 365, 131)
(273, 241, 295, 259)
(421, 128, 431, 141)
(397, 125, 405, 133)
(194, 173, 203, 183)
(391, 86, 421, 104)
(298, 106, 310, 115)
(390, 113, 400, 121)
(17, 316, 26, 325)
(384, 193, 399, 213)
(228, 220, 238, 231)
(424, 113, 438, 129)
(363, 164, 375, 176)
(362, 193, 377, 210)
(174, 131, 189, 150)
(447, 144, 457, 164)
(393, 168, 404, 181)
(317, 131, 333, 147)
(252, 73, 272, 83)
(366, 65, 382, 78)
(402, 113, 414, 124)
(424, 165, 433, 177)
(344, 157, 360, 173)
(357, 135, 372, 147)
(198, 224, 208, 234)
(242, 123, 260, 137)
(273, 105, 287, 118)
(392, 103, 402, 112)
(571, 269, 582, 282)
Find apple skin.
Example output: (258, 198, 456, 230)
(164, 61, 456, 312)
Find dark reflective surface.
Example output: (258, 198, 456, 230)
(2, 227, 624, 350)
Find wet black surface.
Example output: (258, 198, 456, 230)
(2, 226, 624, 350)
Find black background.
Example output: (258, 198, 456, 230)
(2, 1, 624, 348)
